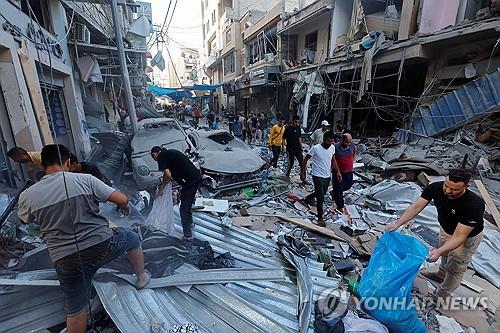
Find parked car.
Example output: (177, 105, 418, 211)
(187, 130, 266, 176)
(131, 118, 195, 189)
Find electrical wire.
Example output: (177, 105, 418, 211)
(164, 0, 178, 34)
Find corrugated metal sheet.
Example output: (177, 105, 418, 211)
(0, 270, 66, 333)
(409, 68, 500, 137)
(94, 210, 341, 333)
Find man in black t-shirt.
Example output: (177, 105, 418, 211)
(69, 154, 112, 186)
(283, 116, 305, 178)
(386, 169, 484, 298)
(228, 113, 235, 134)
(151, 147, 201, 240)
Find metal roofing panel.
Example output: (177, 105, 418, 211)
(0, 270, 66, 333)
(93, 210, 340, 333)
(410, 68, 500, 136)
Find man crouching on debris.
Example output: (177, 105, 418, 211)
(17, 144, 150, 333)
(151, 146, 202, 240)
(386, 168, 484, 299)
(301, 131, 341, 227)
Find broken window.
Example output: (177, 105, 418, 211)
(223, 52, 235, 76)
(21, 0, 52, 33)
(305, 31, 318, 52)
(245, 25, 277, 65)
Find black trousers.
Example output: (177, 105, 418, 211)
(270, 145, 281, 168)
(180, 179, 201, 238)
(332, 171, 354, 209)
(305, 176, 331, 220)
(286, 149, 304, 176)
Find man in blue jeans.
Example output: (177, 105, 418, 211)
(18, 144, 149, 333)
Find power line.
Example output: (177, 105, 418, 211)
(164, 0, 178, 34)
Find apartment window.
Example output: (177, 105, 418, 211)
(225, 28, 232, 44)
(246, 25, 277, 65)
(305, 31, 318, 51)
(21, 0, 52, 32)
(223, 52, 235, 76)
(211, 11, 216, 25)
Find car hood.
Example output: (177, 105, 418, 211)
(198, 149, 265, 174)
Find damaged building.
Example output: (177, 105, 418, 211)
(0, 0, 152, 189)
(0, 0, 500, 332)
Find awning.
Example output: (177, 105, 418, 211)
(148, 84, 193, 101)
(191, 83, 224, 91)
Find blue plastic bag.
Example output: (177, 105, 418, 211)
(358, 232, 428, 333)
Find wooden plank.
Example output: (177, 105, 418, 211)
(398, 0, 418, 40)
(461, 279, 484, 293)
(0, 278, 60, 287)
(474, 180, 500, 228)
(17, 40, 53, 146)
(277, 215, 346, 241)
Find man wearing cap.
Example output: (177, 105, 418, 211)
(310, 121, 330, 145)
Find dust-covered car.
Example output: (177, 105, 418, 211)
(131, 118, 195, 189)
(187, 130, 266, 186)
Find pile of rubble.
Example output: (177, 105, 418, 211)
(1, 120, 499, 332)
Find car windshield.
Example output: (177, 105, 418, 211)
(132, 121, 188, 155)
(208, 132, 235, 145)
(141, 121, 181, 130)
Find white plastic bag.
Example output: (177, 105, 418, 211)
(143, 183, 175, 234)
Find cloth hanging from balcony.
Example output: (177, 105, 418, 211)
(77, 56, 103, 83)
(357, 32, 386, 102)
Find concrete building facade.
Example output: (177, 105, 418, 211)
(0, 0, 150, 188)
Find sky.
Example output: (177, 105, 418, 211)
(149, 0, 203, 54)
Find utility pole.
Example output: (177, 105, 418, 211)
(110, 0, 138, 134)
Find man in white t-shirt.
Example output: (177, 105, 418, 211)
(301, 130, 341, 226)
(310, 120, 330, 145)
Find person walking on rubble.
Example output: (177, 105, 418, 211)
(239, 113, 247, 141)
(151, 146, 201, 240)
(268, 117, 286, 169)
(18, 144, 150, 333)
(310, 120, 330, 145)
(301, 131, 342, 227)
(258, 113, 268, 144)
(386, 168, 484, 300)
(331, 133, 356, 210)
(283, 115, 305, 179)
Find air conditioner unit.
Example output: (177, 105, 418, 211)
(73, 23, 91, 44)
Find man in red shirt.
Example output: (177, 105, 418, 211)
(332, 133, 356, 210)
